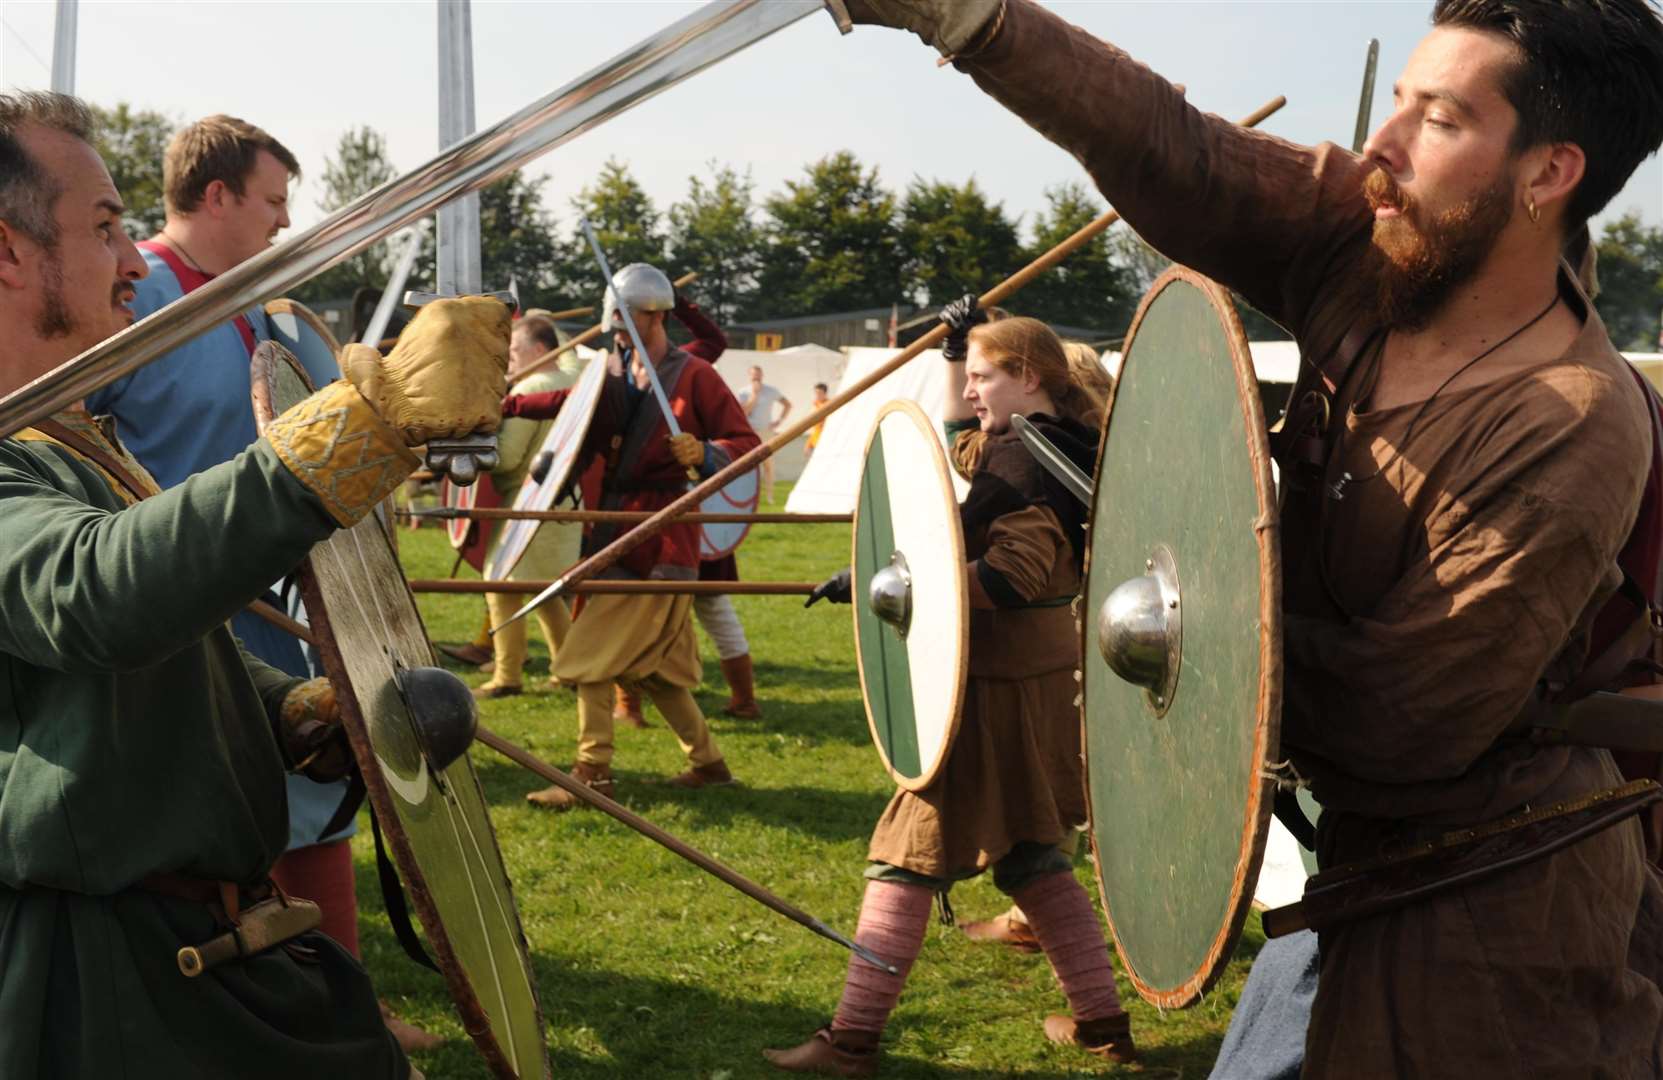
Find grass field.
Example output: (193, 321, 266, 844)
(355, 486, 1257, 1078)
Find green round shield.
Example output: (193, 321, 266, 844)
(1082, 267, 1281, 1008)
(852, 400, 969, 792)
(251, 345, 551, 1079)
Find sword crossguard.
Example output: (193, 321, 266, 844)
(401, 288, 519, 487)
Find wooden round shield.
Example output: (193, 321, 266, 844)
(698, 468, 759, 560)
(1080, 266, 1281, 1008)
(851, 400, 969, 792)
(250, 345, 550, 1079)
(264, 298, 342, 379)
(487, 352, 607, 581)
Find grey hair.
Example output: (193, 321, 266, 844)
(0, 91, 96, 250)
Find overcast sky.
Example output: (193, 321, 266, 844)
(3, 0, 1659, 256)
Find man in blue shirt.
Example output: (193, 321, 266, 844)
(84, 113, 436, 1053)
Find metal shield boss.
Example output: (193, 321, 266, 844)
(487, 352, 608, 582)
(852, 400, 969, 791)
(249, 345, 551, 1079)
(1082, 267, 1281, 1008)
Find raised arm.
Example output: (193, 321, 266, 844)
(673, 294, 728, 363)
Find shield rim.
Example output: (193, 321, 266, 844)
(264, 297, 344, 359)
(851, 398, 970, 793)
(250, 343, 550, 1079)
(1080, 265, 1282, 1009)
(486, 352, 607, 581)
(698, 467, 760, 560)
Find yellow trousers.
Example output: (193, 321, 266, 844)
(574, 675, 721, 769)
(482, 591, 571, 689)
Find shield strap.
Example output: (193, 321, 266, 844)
(368, 805, 439, 973)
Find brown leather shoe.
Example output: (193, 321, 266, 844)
(762, 1026, 879, 1077)
(437, 641, 492, 667)
(665, 759, 736, 789)
(720, 653, 762, 718)
(960, 913, 1042, 954)
(380, 1000, 443, 1054)
(526, 762, 614, 810)
(1044, 1013, 1137, 1064)
(613, 684, 650, 728)
(471, 683, 522, 701)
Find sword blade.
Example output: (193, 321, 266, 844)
(1010, 414, 1093, 506)
(0, 0, 820, 439)
(579, 217, 684, 438)
(1352, 38, 1380, 153)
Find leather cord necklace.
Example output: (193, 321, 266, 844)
(1325, 293, 1562, 503)
(1315, 293, 1562, 619)
(159, 230, 210, 274)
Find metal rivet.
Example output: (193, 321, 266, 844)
(1145, 558, 1154, 570)
(1168, 598, 1178, 609)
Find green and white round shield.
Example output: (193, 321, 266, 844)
(852, 400, 969, 792)
(250, 344, 551, 1079)
(1082, 267, 1281, 1009)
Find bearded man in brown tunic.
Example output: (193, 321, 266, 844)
(822, 0, 1663, 1077)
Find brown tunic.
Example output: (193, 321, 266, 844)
(957, 2, 1663, 1074)
(866, 437, 1086, 879)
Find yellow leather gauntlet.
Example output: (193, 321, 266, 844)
(264, 380, 419, 527)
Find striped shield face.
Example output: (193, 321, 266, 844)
(250, 345, 551, 1080)
(1080, 268, 1282, 1010)
(487, 352, 607, 582)
(698, 466, 760, 560)
(852, 400, 969, 792)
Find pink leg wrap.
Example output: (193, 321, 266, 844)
(1013, 871, 1125, 1021)
(830, 880, 933, 1035)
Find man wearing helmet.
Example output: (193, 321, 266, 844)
(503, 262, 758, 807)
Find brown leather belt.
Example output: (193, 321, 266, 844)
(138, 872, 273, 916)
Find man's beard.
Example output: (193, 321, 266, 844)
(1359, 168, 1514, 331)
(34, 251, 72, 339)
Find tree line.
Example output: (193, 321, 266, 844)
(92, 104, 1663, 348)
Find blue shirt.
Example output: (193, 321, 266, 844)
(85, 249, 353, 848)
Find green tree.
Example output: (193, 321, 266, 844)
(1013, 182, 1134, 335)
(560, 158, 666, 301)
(667, 163, 761, 323)
(751, 151, 903, 318)
(899, 177, 1022, 306)
(294, 127, 398, 303)
(90, 103, 176, 239)
(1595, 213, 1663, 352)
(480, 170, 566, 310)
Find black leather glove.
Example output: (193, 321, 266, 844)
(939, 293, 985, 363)
(805, 568, 853, 607)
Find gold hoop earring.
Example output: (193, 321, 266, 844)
(1526, 195, 1540, 224)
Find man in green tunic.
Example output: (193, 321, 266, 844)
(0, 91, 508, 1079)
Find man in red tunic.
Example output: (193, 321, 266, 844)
(504, 263, 759, 807)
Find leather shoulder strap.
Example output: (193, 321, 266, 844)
(30, 417, 156, 504)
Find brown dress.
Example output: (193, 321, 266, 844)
(956, 2, 1663, 1074)
(867, 437, 1087, 881)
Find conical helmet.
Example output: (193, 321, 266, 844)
(600, 262, 674, 331)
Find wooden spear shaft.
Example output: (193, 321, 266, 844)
(403, 507, 851, 525)
(493, 94, 1287, 632)
(473, 725, 897, 973)
(414, 579, 816, 596)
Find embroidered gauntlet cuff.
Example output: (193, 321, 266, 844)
(264, 380, 420, 527)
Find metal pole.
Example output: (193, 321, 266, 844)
(50, 0, 77, 94)
(473, 726, 897, 973)
(436, 0, 483, 296)
(0, 0, 821, 439)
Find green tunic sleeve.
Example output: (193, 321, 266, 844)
(236, 638, 304, 726)
(0, 438, 335, 675)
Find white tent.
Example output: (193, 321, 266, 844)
(711, 344, 846, 483)
(786, 345, 971, 513)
